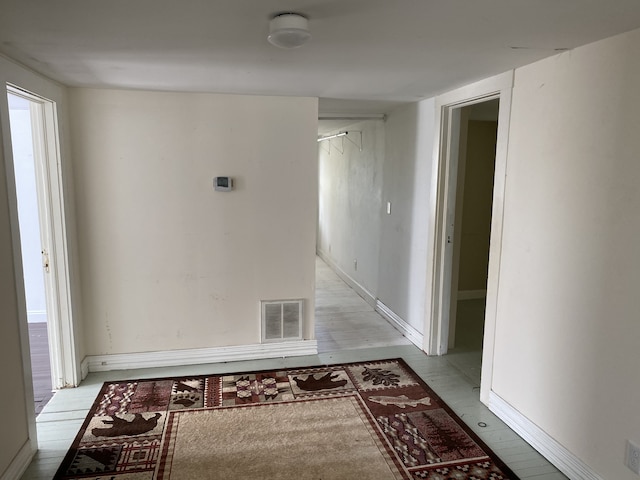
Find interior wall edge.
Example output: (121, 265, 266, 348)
(0, 439, 35, 480)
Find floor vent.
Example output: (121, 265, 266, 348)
(261, 299, 303, 342)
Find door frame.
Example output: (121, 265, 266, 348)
(6, 84, 79, 390)
(424, 71, 513, 404)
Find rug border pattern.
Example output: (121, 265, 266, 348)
(53, 358, 519, 480)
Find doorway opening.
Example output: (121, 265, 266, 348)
(430, 95, 503, 354)
(448, 100, 499, 352)
(427, 72, 513, 404)
(7, 85, 78, 414)
(8, 92, 54, 413)
(443, 100, 499, 385)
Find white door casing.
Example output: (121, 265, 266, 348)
(7, 85, 79, 390)
(424, 71, 514, 405)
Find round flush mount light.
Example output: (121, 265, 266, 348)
(268, 13, 311, 49)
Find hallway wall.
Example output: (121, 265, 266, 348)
(493, 27, 640, 479)
(317, 119, 384, 299)
(377, 100, 436, 334)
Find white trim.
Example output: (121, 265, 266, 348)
(423, 70, 514, 406)
(479, 74, 514, 405)
(316, 249, 376, 307)
(318, 113, 386, 120)
(375, 301, 424, 348)
(45, 98, 80, 388)
(0, 440, 35, 480)
(83, 340, 318, 373)
(80, 356, 89, 380)
(27, 310, 47, 323)
(427, 70, 514, 356)
(489, 392, 604, 480)
(456, 290, 487, 300)
(6, 85, 79, 389)
(38, 95, 79, 388)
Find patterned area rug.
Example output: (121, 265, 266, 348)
(54, 359, 519, 479)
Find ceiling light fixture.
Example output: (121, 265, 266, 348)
(268, 13, 311, 49)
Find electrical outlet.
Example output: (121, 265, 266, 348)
(626, 440, 640, 474)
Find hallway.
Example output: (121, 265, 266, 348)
(315, 257, 412, 353)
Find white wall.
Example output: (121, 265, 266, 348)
(69, 89, 318, 356)
(492, 28, 640, 479)
(377, 100, 436, 334)
(317, 120, 384, 297)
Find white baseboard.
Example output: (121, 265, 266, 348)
(457, 289, 487, 300)
(1, 440, 35, 480)
(316, 250, 377, 308)
(375, 301, 424, 349)
(80, 356, 90, 380)
(489, 392, 603, 480)
(82, 340, 318, 373)
(316, 250, 424, 349)
(27, 310, 47, 323)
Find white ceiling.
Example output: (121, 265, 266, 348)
(2, 1, 640, 115)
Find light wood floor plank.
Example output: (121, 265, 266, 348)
(28, 322, 54, 415)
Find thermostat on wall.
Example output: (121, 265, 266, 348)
(214, 176, 233, 191)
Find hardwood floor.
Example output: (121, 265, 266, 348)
(315, 258, 413, 353)
(28, 322, 54, 415)
(19, 258, 567, 480)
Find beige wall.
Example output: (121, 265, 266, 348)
(493, 28, 640, 479)
(70, 89, 318, 355)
